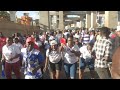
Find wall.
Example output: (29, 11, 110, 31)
(105, 11, 118, 28)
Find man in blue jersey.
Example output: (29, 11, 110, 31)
(21, 37, 45, 79)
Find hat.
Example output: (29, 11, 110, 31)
(26, 37, 35, 43)
(116, 26, 120, 31)
(50, 40, 57, 46)
(60, 38, 66, 45)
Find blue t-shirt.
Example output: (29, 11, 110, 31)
(21, 48, 44, 79)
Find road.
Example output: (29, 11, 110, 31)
(0, 63, 99, 79)
(42, 63, 99, 79)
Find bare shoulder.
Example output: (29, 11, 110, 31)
(113, 46, 120, 58)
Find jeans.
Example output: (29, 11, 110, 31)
(79, 57, 94, 70)
(64, 62, 77, 79)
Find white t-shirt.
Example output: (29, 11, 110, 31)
(46, 49, 62, 63)
(49, 36, 55, 41)
(2, 44, 21, 63)
(80, 45, 92, 59)
(74, 33, 80, 39)
(64, 32, 70, 39)
(64, 32, 68, 36)
(44, 40, 48, 44)
(13, 42, 23, 50)
(63, 45, 79, 64)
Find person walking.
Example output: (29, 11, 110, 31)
(92, 27, 112, 79)
(44, 40, 62, 79)
(1, 37, 21, 79)
(21, 37, 44, 79)
(61, 35, 80, 79)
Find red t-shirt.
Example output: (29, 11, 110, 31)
(0, 37, 6, 52)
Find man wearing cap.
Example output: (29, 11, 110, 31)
(24, 36, 40, 50)
(21, 37, 44, 79)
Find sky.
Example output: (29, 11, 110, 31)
(16, 11, 40, 20)
(16, 11, 80, 20)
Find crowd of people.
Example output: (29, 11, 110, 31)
(0, 26, 120, 79)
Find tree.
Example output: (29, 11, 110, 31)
(0, 11, 10, 21)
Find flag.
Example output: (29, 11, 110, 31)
(1, 63, 5, 79)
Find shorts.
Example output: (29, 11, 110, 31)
(49, 60, 62, 72)
(79, 57, 94, 70)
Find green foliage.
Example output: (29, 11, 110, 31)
(0, 11, 10, 21)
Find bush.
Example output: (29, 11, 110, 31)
(0, 11, 10, 21)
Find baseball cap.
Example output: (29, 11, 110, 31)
(26, 37, 35, 43)
(50, 40, 57, 46)
(60, 38, 66, 45)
